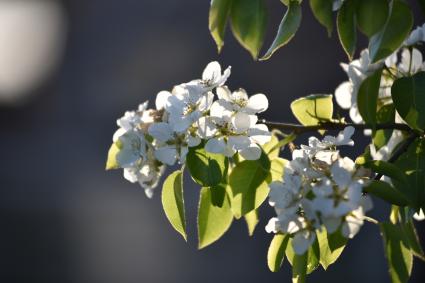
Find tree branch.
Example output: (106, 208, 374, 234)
(262, 120, 413, 134)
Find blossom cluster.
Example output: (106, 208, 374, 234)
(334, 23, 425, 164)
(110, 61, 271, 197)
(265, 127, 373, 255)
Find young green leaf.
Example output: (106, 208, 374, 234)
(286, 238, 320, 275)
(392, 139, 425, 210)
(369, 0, 413, 63)
(317, 228, 347, 270)
(391, 72, 425, 131)
(380, 222, 413, 283)
(229, 153, 271, 218)
(161, 170, 187, 241)
(292, 251, 308, 283)
(230, 0, 267, 59)
(260, 0, 302, 60)
(209, 0, 233, 52)
(268, 157, 287, 182)
(267, 234, 290, 272)
(374, 104, 395, 150)
(337, 0, 357, 60)
(363, 180, 410, 206)
(364, 160, 408, 185)
(198, 187, 234, 249)
(105, 141, 121, 170)
(356, 0, 389, 37)
(186, 144, 228, 187)
(309, 0, 334, 36)
(357, 69, 383, 127)
(262, 135, 280, 159)
(244, 209, 259, 236)
(290, 94, 333, 128)
(402, 221, 425, 261)
(210, 183, 227, 207)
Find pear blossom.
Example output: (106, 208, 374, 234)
(404, 23, 425, 46)
(413, 209, 425, 221)
(266, 127, 373, 254)
(148, 122, 199, 165)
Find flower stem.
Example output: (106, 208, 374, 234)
(262, 120, 413, 134)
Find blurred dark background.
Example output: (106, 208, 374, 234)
(0, 0, 424, 282)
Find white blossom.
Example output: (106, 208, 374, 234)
(266, 127, 373, 254)
(405, 23, 425, 46)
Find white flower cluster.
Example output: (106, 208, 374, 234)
(335, 24, 425, 125)
(111, 61, 271, 197)
(266, 127, 373, 255)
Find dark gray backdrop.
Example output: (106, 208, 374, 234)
(0, 0, 424, 282)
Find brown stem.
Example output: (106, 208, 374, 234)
(262, 120, 413, 134)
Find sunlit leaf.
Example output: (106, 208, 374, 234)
(380, 222, 413, 283)
(229, 152, 270, 218)
(337, 0, 357, 60)
(230, 0, 267, 59)
(290, 94, 333, 133)
(309, 0, 334, 36)
(317, 228, 347, 270)
(356, 0, 389, 37)
(105, 141, 121, 170)
(198, 187, 234, 249)
(244, 209, 260, 236)
(209, 0, 233, 52)
(162, 170, 187, 241)
(267, 234, 290, 272)
(369, 0, 413, 63)
(187, 143, 228, 187)
(260, 0, 302, 60)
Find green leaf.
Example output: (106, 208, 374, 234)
(210, 183, 227, 207)
(260, 0, 302, 60)
(317, 228, 347, 270)
(187, 144, 228, 187)
(364, 160, 408, 184)
(402, 221, 425, 261)
(230, 0, 267, 59)
(105, 141, 121, 170)
(374, 104, 395, 149)
(380, 222, 413, 283)
(209, 0, 233, 52)
(229, 152, 270, 218)
(363, 180, 410, 206)
(393, 139, 425, 210)
(262, 135, 280, 159)
(290, 94, 333, 130)
(286, 238, 320, 275)
(268, 157, 288, 182)
(162, 170, 187, 241)
(356, 0, 389, 37)
(391, 72, 425, 131)
(337, 0, 357, 60)
(292, 251, 308, 283)
(369, 0, 413, 63)
(267, 234, 290, 272)
(198, 187, 234, 249)
(309, 0, 334, 36)
(357, 69, 383, 127)
(244, 209, 259, 236)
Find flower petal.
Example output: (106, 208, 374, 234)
(148, 122, 173, 142)
(245, 93, 269, 113)
(154, 146, 177, 165)
(155, 90, 171, 110)
(205, 137, 226, 154)
(239, 143, 262, 160)
(196, 116, 217, 139)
